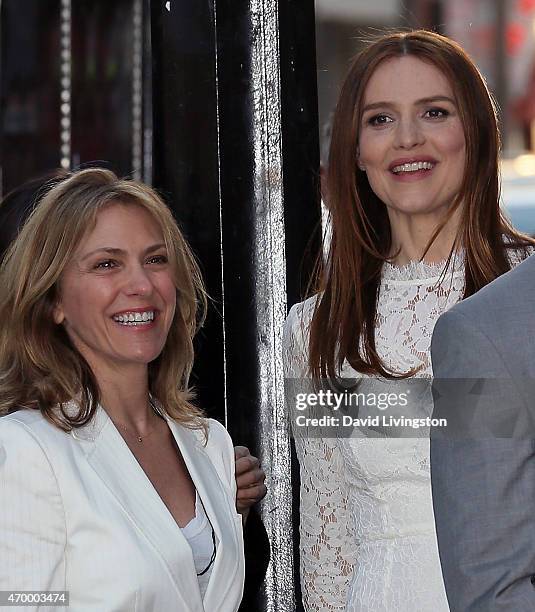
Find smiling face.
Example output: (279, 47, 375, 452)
(54, 202, 177, 378)
(358, 55, 466, 218)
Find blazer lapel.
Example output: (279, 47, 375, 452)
(167, 420, 243, 611)
(72, 406, 204, 612)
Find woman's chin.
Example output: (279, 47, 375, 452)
(385, 200, 452, 219)
(109, 347, 165, 368)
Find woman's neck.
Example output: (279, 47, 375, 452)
(387, 206, 461, 266)
(93, 363, 155, 431)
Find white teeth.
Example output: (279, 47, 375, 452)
(112, 310, 155, 326)
(392, 161, 434, 173)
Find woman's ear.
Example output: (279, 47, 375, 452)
(356, 148, 366, 171)
(53, 302, 65, 325)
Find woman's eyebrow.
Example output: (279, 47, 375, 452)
(79, 243, 166, 261)
(362, 95, 456, 113)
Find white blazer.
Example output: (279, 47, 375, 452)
(0, 407, 244, 612)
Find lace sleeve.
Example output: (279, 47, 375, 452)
(283, 301, 356, 611)
(503, 236, 535, 269)
(507, 243, 535, 268)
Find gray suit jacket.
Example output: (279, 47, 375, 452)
(430, 253, 535, 611)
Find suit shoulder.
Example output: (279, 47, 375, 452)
(0, 412, 65, 490)
(0, 410, 61, 442)
(0, 411, 72, 473)
(446, 252, 535, 323)
(1, 408, 46, 427)
(202, 419, 236, 489)
(184, 418, 233, 455)
(205, 418, 233, 452)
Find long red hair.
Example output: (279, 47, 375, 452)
(309, 29, 534, 380)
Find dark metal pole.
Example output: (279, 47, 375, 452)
(151, 0, 226, 424)
(150, 1, 320, 609)
(216, 2, 320, 609)
(278, 2, 321, 609)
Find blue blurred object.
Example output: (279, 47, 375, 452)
(501, 169, 535, 236)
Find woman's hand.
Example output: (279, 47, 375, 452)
(234, 446, 267, 522)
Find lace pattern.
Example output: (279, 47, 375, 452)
(283, 247, 532, 611)
(284, 299, 357, 610)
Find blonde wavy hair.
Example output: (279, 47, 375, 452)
(0, 168, 207, 430)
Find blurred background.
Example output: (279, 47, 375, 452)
(2, 0, 535, 232)
(0, 0, 151, 195)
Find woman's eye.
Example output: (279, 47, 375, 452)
(94, 260, 117, 270)
(367, 114, 393, 127)
(147, 255, 168, 265)
(425, 107, 449, 119)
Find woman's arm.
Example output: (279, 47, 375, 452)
(294, 436, 356, 611)
(0, 417, 66, 603)
(284, 304, 356, 611)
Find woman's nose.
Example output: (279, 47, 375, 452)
(394, 118, 424, 150)
(123, 264, 154, 296)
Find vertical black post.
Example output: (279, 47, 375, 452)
(216, 1, 320, 609)
(279, 2, 321, 610)
(151, 0, 225, 422)
(279, 0, 321, 313)
(151, 1, 320, 609)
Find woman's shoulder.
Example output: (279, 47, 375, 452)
(283, 295, 318, 378)
(283, 294, 318, 350)
(0, 410, 74, 465)
(182, 417, 234, 458)
(0, 409, 57, 439)
(505, 240, 535, 268)
(192, 418, 236, 488)
(0, 411, 67, 479)
(285, 295, 318, 329)
(204, 417, 233, 448)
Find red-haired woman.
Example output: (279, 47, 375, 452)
(284, 30, 535, 611)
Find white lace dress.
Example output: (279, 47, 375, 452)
(283, 256, 467, 612)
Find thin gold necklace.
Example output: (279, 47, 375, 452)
(118, 422, 159, 443)
(115, 399, 162, 443)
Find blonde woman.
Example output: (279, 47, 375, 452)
(0, 169, 248, 611)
